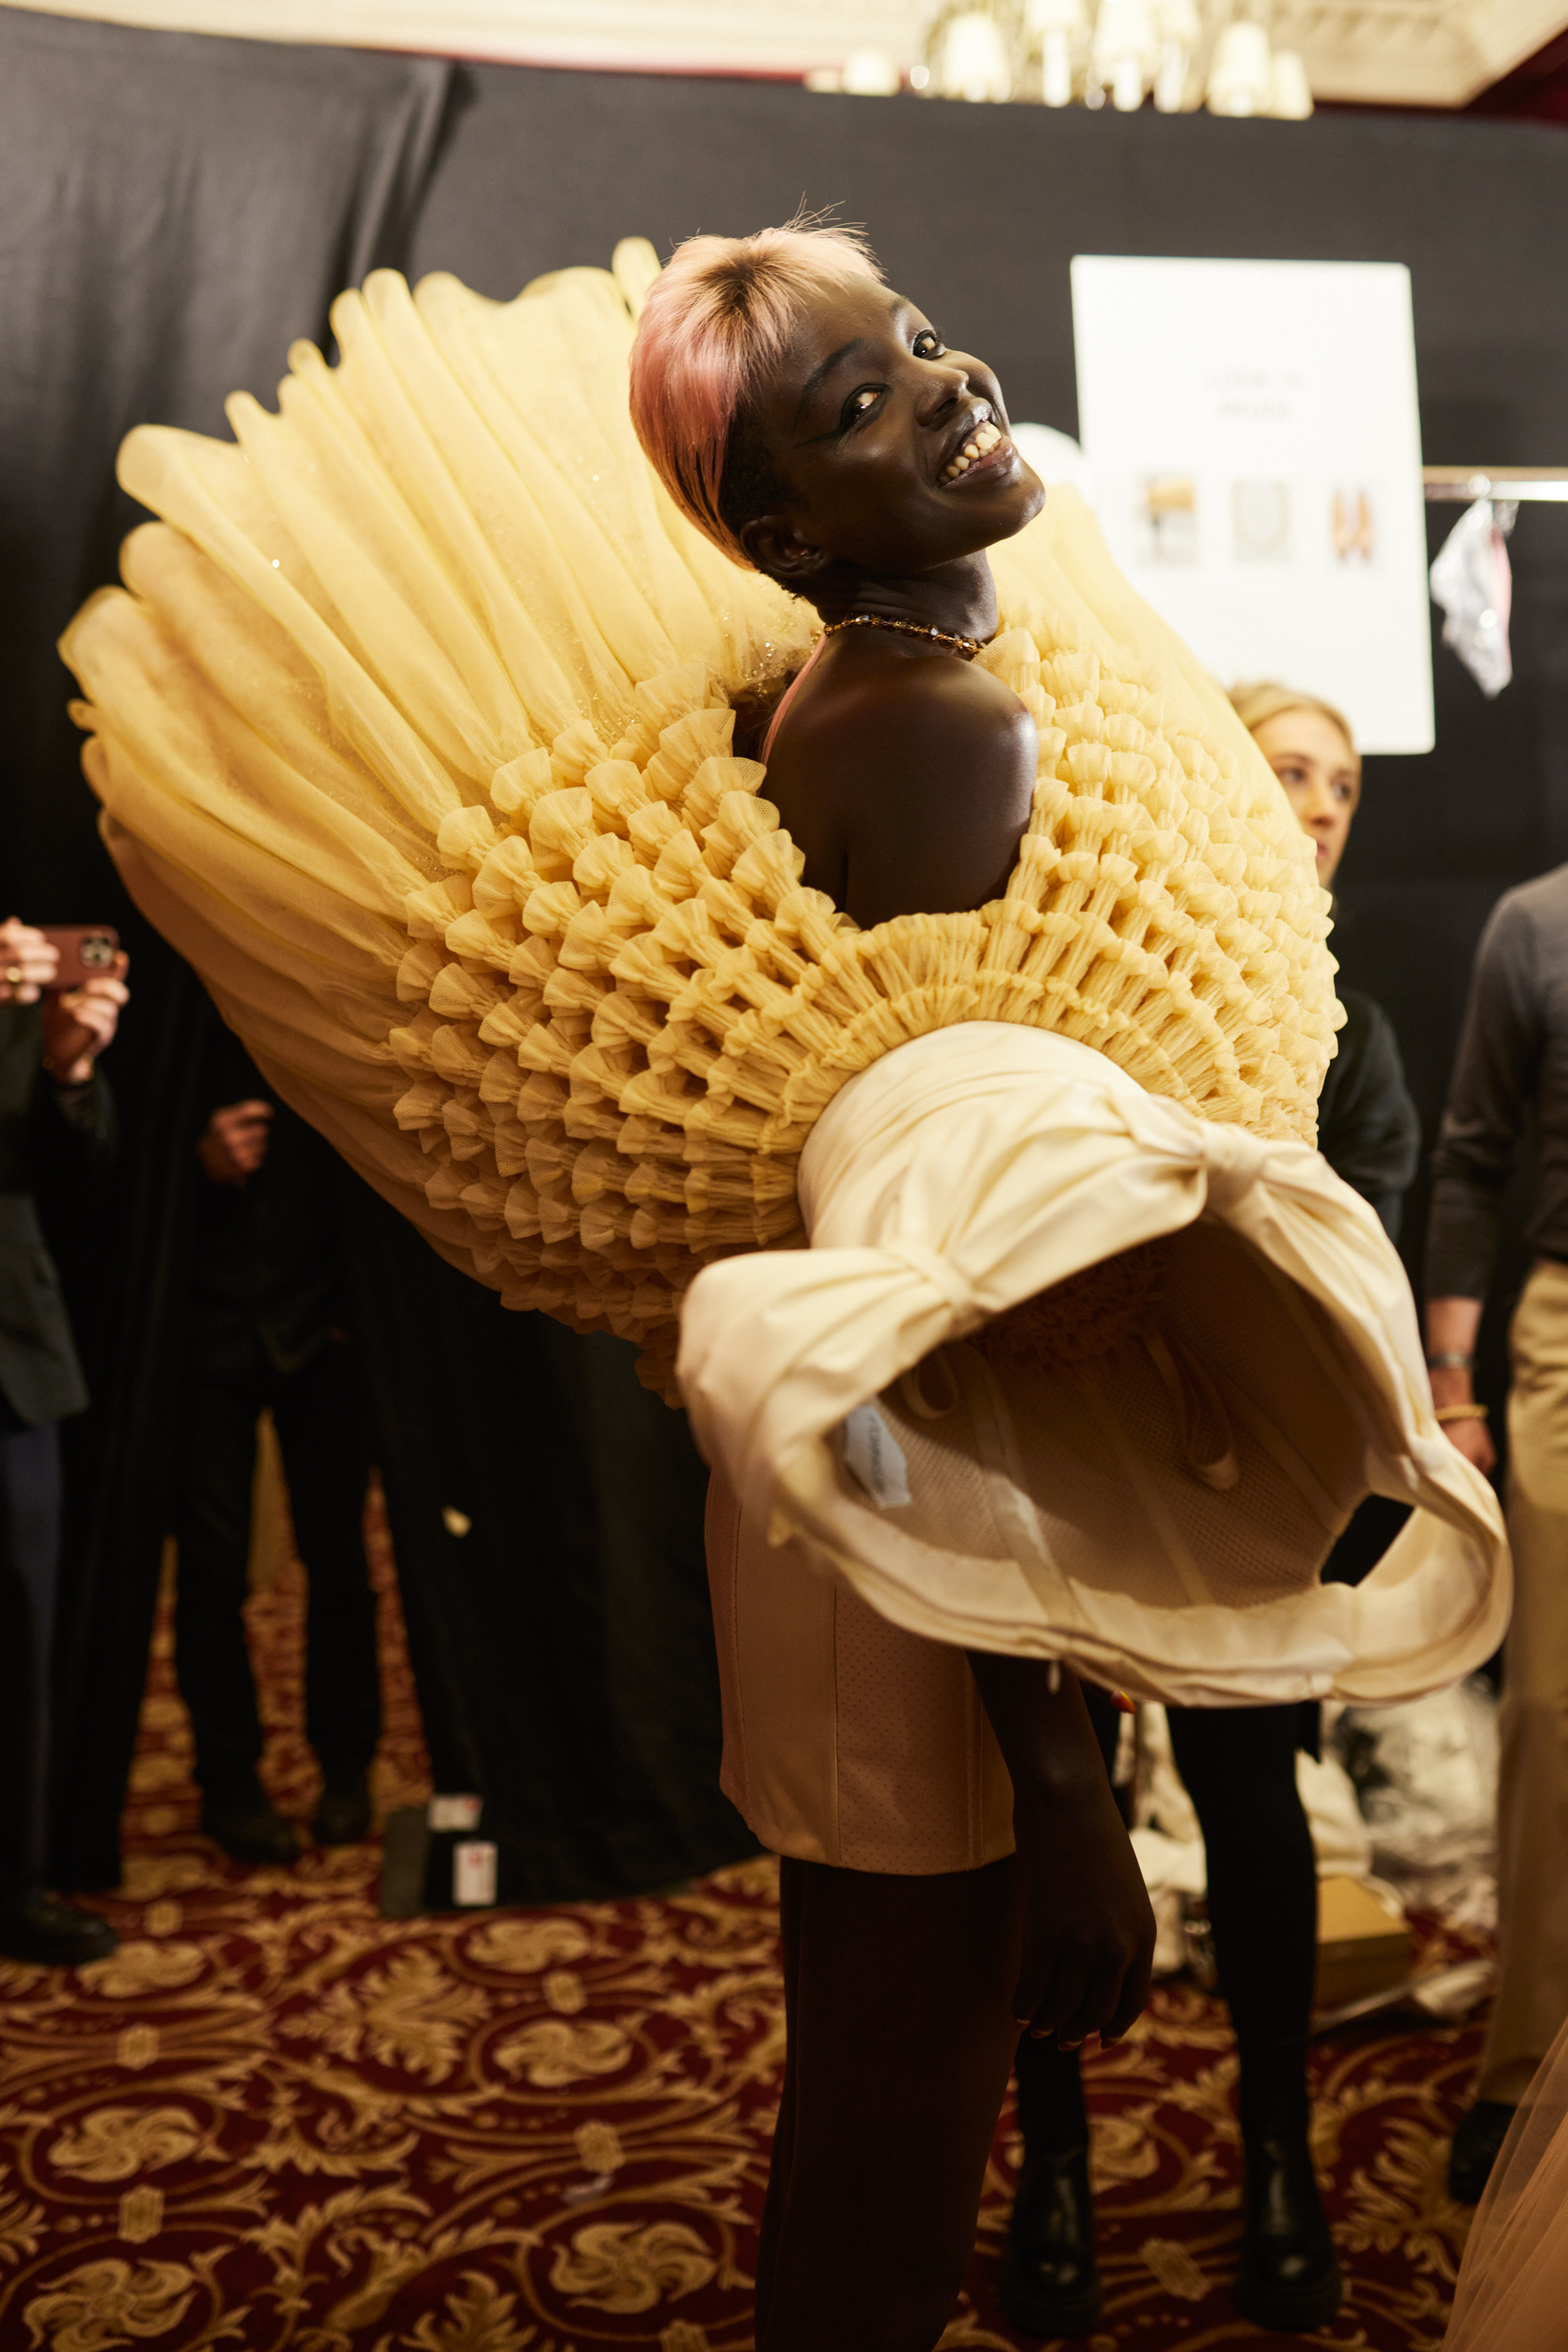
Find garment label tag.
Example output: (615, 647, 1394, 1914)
(840, 1403, 912, 1510)
(428, 1793, 483, 1833)
(452, 1839, 498, 1906)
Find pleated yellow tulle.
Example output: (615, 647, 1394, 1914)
(61, 244, 1338, 1394)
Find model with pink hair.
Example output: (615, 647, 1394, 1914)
(629, 220, 886, 565)
(630, 221, 1155, 2352)
(59, 211, 1508, 2352)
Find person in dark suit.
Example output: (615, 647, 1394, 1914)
(174, 1000, 381, 1866)
(0, 916, 128, 1964)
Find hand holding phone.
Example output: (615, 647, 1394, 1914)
(40, 925, 120, 991)
(33, 926, 130, 1082)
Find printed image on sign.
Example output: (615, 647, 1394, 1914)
(453, 1839, 498, 1906)
(427, 1793, 483, 1833)
(1069, 258, 1433, 755)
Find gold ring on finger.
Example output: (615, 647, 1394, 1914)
(4, 964, 22, 987)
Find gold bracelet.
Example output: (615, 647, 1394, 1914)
(1434, 1403, 1488, 1423)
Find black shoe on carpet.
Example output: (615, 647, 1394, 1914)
(201, 1782, 303, 1867)
(998, 2143, 1103, 2338)
(1233, 2133, 1343, 2334)
(0, 1889, 119, 1967)
(1448, 2100, 1517, 2204)
(312, 1766, 373, 1848)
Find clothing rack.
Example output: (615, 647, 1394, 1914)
(1424, 467, 1568, 503)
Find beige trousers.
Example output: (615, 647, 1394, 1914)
(1482, 1258, 1568, 2104)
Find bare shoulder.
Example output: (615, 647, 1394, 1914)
(764, 647, 1037, 929)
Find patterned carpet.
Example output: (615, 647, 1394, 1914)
(0, 1502, 1489, 2351)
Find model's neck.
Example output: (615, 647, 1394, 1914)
(808, 552, 999, 644)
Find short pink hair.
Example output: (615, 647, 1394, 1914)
(628, 221, 884, 565)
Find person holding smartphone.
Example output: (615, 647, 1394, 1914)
(0, 914, 128, 1963)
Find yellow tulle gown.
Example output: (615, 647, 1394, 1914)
(1445, 2015, 1568, 2352)
(60, 243, 1509, 1714)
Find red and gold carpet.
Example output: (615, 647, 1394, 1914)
(1, 1508, 1488, 2350)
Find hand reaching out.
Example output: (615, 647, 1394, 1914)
(198, 1100, 274, 1186)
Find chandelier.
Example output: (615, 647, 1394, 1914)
(826, 0, 1312, 117)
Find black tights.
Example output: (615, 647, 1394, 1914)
(1017, 1693, 1317, 2153)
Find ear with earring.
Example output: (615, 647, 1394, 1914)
(740, 515, 829, 584)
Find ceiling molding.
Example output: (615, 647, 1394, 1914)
(6, 0, 1568, 108)
(0, 0, 923, 72)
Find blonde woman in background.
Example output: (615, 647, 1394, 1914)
(1234, 685, 1421, 1239)
(1004, 685, 1420, 2341)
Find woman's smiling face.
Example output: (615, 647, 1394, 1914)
(736, 279, 1044, 583)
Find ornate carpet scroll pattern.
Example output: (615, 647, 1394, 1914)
(0, 1505, 1488, 2350)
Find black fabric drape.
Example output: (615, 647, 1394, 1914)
(342, 1191, 745, 1903)
(6, 8, 751, 1900)
(0, 6, 451, 1885)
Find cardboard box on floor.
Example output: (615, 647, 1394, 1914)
(1316, 1875, 1412, 2010)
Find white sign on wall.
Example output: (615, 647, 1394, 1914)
(1069, 257, 1433, 755)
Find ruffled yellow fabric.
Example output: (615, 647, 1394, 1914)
(61, 244, 1338, 1394)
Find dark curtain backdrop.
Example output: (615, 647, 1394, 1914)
(8, 16, 1567, 1887)
(0, 5, 746, 1899)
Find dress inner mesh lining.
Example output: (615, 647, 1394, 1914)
(854, 1220, 1365, 1616)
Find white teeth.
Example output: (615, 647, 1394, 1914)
(941, 420, 1007, 484)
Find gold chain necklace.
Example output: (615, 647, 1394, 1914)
(824, 613, 988, 659)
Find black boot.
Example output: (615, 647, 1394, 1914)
(201, 1772, 302, 1867)
(0, 1889, 119, 1967)
(1000, 2035, 1103, 2339)
(1448, 2100, 1516, 2203)
(1233, 2038, 1342, 2334)
(1001, 2141, 1103, 2338)
(312, 1763, 373, 1848)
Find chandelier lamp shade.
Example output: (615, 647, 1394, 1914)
(910, 0, 1312, 113)
(840, 42, 905, 90)
(1092, 0, 1157, 108)
(1153, 0, 1202, 108)
(1205, 16, 1273, 110)
(929, 4, 1018, 96)
(1268, 43, 1315, 115)
(1028, 0, 1086, 103)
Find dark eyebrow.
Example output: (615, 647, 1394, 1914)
(792, 339, 865, 427)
